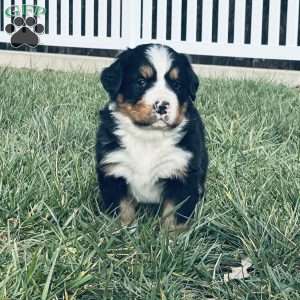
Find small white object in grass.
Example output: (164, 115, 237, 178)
(224, 257, 253, 283)
(127, 221, 138, 234)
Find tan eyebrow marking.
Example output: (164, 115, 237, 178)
(169, 67, 179, 80)
(139, 65, 154, 78)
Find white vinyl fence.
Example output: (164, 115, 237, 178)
(0, 0, 299, 61)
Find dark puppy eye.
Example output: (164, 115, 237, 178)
(137, 78, 147, 88)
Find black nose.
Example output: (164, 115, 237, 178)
(154, 101, 169, 115)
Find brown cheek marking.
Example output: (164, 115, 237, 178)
(140, 65, 154, 79)
(174, 102, 188, 126)
(169, 67, 179, 80)
(118, 100, 155, 124)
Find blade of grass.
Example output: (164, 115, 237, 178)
(41, 247, 61, 300)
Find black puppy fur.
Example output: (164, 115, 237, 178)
(96, 44, 208, 226)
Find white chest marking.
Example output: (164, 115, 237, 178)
(101, 113, 192, 203)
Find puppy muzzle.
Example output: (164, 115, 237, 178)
(152, 100, 171, 126)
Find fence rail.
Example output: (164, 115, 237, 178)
(0, 0, 299, 61)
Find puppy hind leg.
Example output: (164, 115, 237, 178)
(119, 197, 137, 226)
(161, 200, 189, 233)
(161, 200, 176, 230)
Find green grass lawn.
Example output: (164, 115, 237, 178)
(0, 67, 299, 300)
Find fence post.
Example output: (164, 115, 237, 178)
(122, 0, 141, 48)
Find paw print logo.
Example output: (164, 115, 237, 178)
(5, 16, 44, 48)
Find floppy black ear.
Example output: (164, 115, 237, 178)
(100, 48, 132, 99)
(100, 60, 122, 98)
(188, 67, 199, 101)
(180, 54, 199, 101)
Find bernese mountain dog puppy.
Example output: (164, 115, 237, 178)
(96, 44, 208, 230)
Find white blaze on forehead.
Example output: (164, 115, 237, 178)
(144, 45, 179, 127)
(146, 45, 173, 80)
